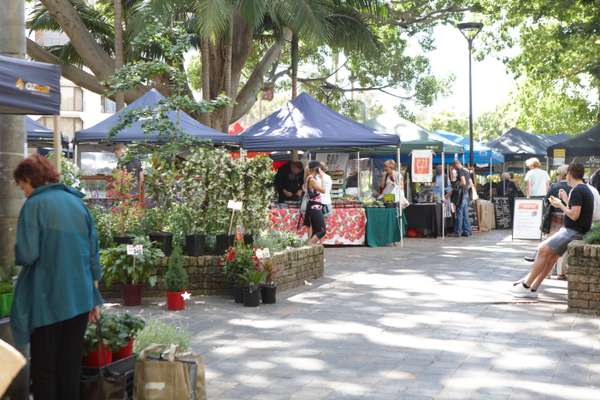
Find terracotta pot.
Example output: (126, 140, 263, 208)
(112, 339, 134, 361)
(84, 345, 112, 368)
(122, 284, 143, 306)
(166, 291, 185, 311)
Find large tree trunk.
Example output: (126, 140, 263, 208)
(40, 0, 114, 80)
(222, 19, 234, 133)
(0, 0, 25, 273)
(291, 33, 299, 98)
(200, 38, 211, 126)
(113, 0, 125, 110)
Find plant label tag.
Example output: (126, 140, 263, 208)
(227, 200, 243, 211)
(127, 244, 144, 256)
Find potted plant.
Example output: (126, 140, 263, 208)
(143, 206, 173, 256)
(112, 313, 145, 360)
(100, 236, 164, 306)
(0, 280, 13, 318)
(83, 316, 112, 367)
(107, 169, 143, 245)
(240, 269, 267, 308)
(164, 245, 188, 311)
(257, 249, 278, 304)
(222, 243, 255, 303)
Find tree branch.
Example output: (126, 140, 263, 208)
(387, 5, 474, 28)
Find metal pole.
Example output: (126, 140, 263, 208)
(441, 152, 445, 239)
(356, 151, 360, 199)
(53, 115, 62, 174)
(397, 145, 403, 248)
(468, 38, 475, 173)
(489, 155, 492, 200)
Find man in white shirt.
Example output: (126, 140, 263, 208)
(524, 157, 550, 197)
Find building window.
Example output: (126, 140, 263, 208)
(61, 86, 84, 112)
(40, 116, 83, 141)
(101, 96, 116, 113)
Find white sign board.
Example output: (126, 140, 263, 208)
(512, 198, 544, 240)
(227, 200, 243, 211)
(127, 244, 144, 256)
(411, 149, 433, 183)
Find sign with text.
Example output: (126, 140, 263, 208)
(512, 198, 543, 240)
(227, 200, 243, 211)
(411, 150, 433, 183)
(315, 153, 349, 172)
(127, 244, 144, 256)
(553, 148, 565, 166)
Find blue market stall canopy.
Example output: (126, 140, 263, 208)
(75, 89, 238, 145)
(435, 130, 504, 164)
(487, 128, 568, 162)
(26, 117, 52, 141)
(547, 123, 600, 158)
(239, 92, 400, 151)
(364, 115, 463, 154)
(0, 55, 60, 115)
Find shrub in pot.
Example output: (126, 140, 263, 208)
(240, 270, 267, 308)
(222, 243, 256, 303)
(112, 313, 145, 360)
(164, 246, 188, 311)
(133, 320, 190, 354)
(143, 206, 173, 256)
(100, 236, 163, 306)
(83, 316, 112, 367)
(257, 250, 278, 304)
(107, 169, 143, 244)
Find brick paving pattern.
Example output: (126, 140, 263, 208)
(129, 231, 600, 399)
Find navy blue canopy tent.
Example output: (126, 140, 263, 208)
(239, 92, 400, 151)
(487, 128, 568, 162)
(75, 89, 238, 145)
(0, 55, 60, 115)
(26, 117, 52, 142)
(435, 130, 504, 164)
(547, 123, 600, 158)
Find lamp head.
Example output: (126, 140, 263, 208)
(457, 22, 484, 40)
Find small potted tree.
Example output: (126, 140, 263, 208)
(101, 236, 164, 306)
(165, 245, 188, 311)
(108, 169, 143, 245)
(240, 268, 267, 308)
(143, 206, 173, 256)
(222, 243, 254, 303)
(83, 316, 112, 367)
(257, 249, 278, 304)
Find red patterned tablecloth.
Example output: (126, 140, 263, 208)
(270, 207, 366, 245)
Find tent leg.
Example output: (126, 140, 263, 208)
(397, 145, 403, 248)
(441, 152, 445, 239)
(357, 151, 360, 199)
(489, 155, 492, 200)
(53, 115, 61, 174)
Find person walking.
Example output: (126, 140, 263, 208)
(512, 163, 594, 298)
(11, 154, 103, 400)
(524, 157, 550, 198)
(449, 160, 472, 237)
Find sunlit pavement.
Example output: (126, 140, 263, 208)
(132, 230, 600, 399)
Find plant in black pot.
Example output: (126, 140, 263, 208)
(165, 245, 189, 311)
(172, 202, 206, 257)
(239, 269, 267, 308)
(256, 249, 278, 304)
(100, 236, 164, 306)
(143, 206, 173, 256)
(222, 243, 255, 304)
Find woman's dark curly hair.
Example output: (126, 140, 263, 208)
(14, 154, 60, 188)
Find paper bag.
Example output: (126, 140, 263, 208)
(0, 339, 26, 397)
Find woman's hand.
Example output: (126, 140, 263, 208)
(88, 306, 100, 323)
(558, 189, 568, 203)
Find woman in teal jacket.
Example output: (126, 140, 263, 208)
(11, 154, 103, 400)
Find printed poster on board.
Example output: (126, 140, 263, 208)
(512, 198, 543, 240)
(411, 149, 433, 183)
(315, 153, 349, 172)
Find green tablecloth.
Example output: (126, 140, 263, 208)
(364, 207, 407, 247)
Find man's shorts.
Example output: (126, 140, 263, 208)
(542, 227, 583, 256)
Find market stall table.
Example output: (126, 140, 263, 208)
(270, 206, 366, 245)
(364, 207, 406, 247)
(405, 203, 443, 237)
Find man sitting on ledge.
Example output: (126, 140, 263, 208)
(512, 163, 594, 299)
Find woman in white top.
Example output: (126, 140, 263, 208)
(318, 162, 333, 217)
(524, 157, 550, 197)
(379, 160, 403, 201)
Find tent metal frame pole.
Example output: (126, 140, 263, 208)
(441, 151, 445, 239)
(489, 155, 493, 200)
(53, 115, 61, 174)
(357, 151, 360, 199)
(397, 145, 403, 248)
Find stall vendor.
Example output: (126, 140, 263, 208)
(432, 165, 451, 201)
(274, 161, 304, 203)
(378, 160, 403, 200)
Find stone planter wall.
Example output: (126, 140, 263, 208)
(565, 241, 600, 315)
(100, 245, 324, 300)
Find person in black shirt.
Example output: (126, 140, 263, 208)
(448, 160, 472, 237)
(590, 168, 600, 193)
(274, 161, 304, 203)
(513, 163, 594, 298)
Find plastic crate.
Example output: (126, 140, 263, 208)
(82, 355, 135, 399)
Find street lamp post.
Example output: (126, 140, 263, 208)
(457, 22, 483, 172)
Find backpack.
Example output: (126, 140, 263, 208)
(587, 184, 600, 222)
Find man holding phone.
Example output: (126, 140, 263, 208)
(513, 163, 594, 298)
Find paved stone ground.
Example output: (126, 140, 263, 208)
(127, 230, 600, 399)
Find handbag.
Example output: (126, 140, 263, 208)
(80, 323, 127, 400)
(540, 200, 552, 234)
(134, 344, 206, 400)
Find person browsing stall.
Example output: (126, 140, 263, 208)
(432, 165, 451, 201)
(449, 159, 472, 237)
(304, 161, 327, 244)
(524, 157, 550, 198)
(318, 162, 333, 217)
(379, 160, 403, 201)
(11, 154, 103, 400)
(274, 161, 304, 203)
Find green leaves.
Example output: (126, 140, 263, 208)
(100, 236, 164, 286)
(165, 245, 188, 292)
